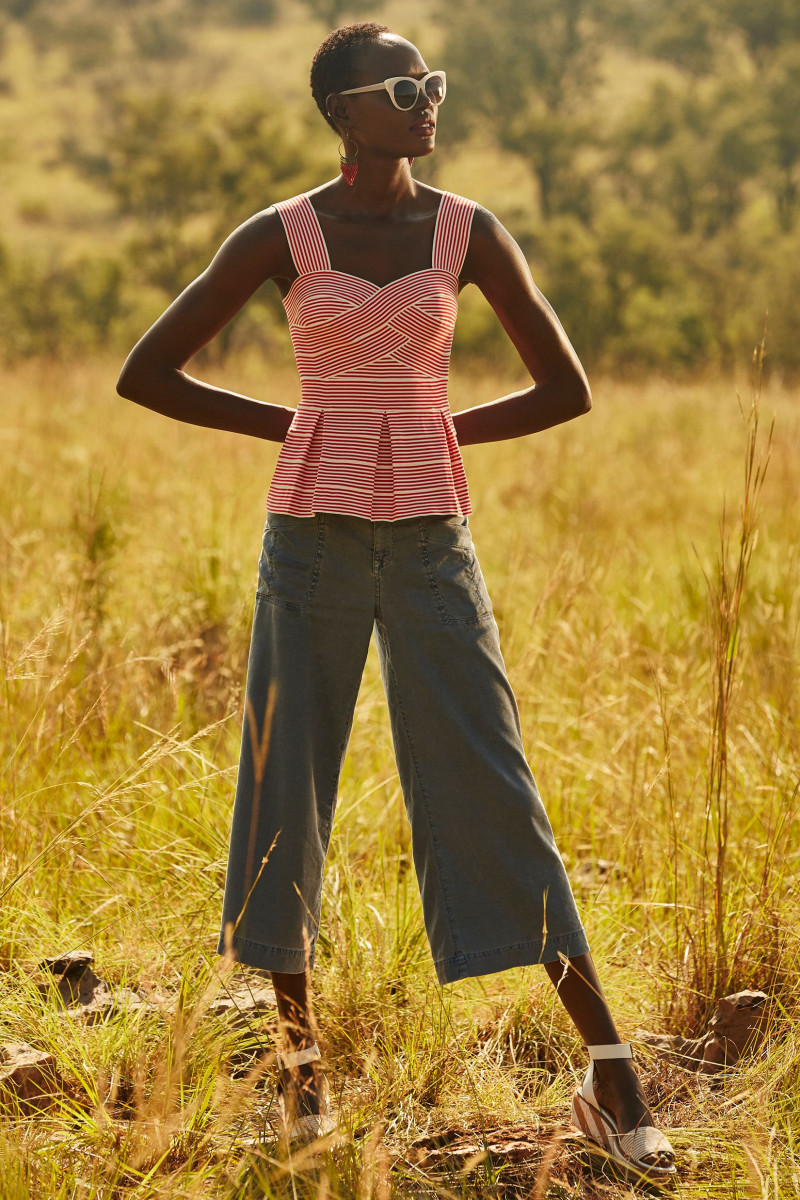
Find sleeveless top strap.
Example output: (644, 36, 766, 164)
(273, 194, 331, 275)
(432, 192, 477, 277)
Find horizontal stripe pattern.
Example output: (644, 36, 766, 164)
(267, 190, 477, 522)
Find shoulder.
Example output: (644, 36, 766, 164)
(436, 192, 507, 249)
(194, 200, 304, 296)
(433, 187, 477, 214)
(212, 201, 299, 270)
(224, 191, 315, 243)
(460, 200, 509, 244)
(217, 204, 283, 252)
(458, 202, 530, 288)
(428, 191, 518, 286)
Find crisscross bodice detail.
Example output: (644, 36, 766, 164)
(266, 189, 477, 521)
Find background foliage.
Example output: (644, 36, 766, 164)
(0, 0, 797, 375)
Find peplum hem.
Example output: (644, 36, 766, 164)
(266, 402, 472, 522)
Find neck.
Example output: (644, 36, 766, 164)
(332, 156, 420, 218)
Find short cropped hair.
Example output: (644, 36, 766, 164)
(310, 21, 393, 135)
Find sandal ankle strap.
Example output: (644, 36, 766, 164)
(276, 1041, 322, 1070)
(586, 1041, 633, 1060)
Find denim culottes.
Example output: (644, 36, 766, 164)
(217, 510, 591, 985)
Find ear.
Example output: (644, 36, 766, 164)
(326, 92, 353, 128)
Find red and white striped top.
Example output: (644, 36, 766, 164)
(265, 189, 477, 521)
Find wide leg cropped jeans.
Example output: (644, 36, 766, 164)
(217, 510, 590, 985)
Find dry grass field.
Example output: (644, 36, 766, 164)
(1, 352, 798, 1197)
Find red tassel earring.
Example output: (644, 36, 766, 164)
(338, 135, 412, 184)
(338, 135, 359, 186)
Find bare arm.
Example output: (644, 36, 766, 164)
(452, 206, 592, 446)
(116, 207, 295, 443)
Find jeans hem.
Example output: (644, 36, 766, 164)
(216, 933, 314, 974)
(434, 927, 591, 985)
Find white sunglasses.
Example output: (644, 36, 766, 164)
(334, 70, 446, 112)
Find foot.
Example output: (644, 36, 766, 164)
(590, 1057, 675, 1172)
(278, 1060, 325, 1121)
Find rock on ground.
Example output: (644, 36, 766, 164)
(636, 989, 770, 1073)
(38, 950, 145, 1023)
(0, 1042, 66, 1111)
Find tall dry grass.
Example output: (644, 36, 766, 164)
(1, 354, 798, 1197)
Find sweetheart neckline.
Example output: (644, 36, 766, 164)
(282, 267, 460, 305)
(283, 191, 452, 303)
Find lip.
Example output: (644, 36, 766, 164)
(411, 120, 435, 135)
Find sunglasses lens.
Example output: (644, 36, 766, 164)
(425, 74, 445, 104)
(392, 79, 418, 109)
(391, 75, 446, 108)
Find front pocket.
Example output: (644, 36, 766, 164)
(421, 533, 493, 624)
(421, 514, 470, 545)
(257, 522, 324, 613)
(266, 511, 318, 530)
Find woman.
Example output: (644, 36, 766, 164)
(117, 21, 676, 1182)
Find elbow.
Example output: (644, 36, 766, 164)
(578, 382, 592, 415)
(116, 368, 134, 401)
(116, 351, 167, 403)
(116, 352, 144, 402)
(565, 376, 592, 419)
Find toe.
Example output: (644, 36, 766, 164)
(641, 1149, 675, 1170)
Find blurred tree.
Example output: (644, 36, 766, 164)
(185, 0, 278, 24)
(296, 0, 380, 30)
(604, 0, 800, 75)
(227, 0, 278, 23)
(718, 0, 800, 64)
(59, 85, 326, 355)
(612, 0, 800, 232)
(608, 0, 725, 77)
(5, 0, 278, 60)
(62, 87, 317, 297)
(763, 45, 800, 230)
(0, 0, 40, 16)
(529, 215, 615, 365)
(612, 75, 771, 236)
(436, 0, 604, 220)
(129, 11, 189, 59)
(0, 245, 128, 359)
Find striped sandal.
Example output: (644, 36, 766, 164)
(275, 1042, 336, 1146)
(570, 1042, 677, 1183)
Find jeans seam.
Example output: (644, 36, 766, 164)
(234, 936, 308, 956)
(258, 517, 326, 614)
(418, 524, 493, 626)
(438, 928, 588, 965)
(434, 927, 590, 981)
(221, 933, 318, 970)
(306, 515, 326, 607)
(378, 619, 464, 965)
(321, 666, 364, 846)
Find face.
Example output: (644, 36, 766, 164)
(327, 35, 440, 160)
